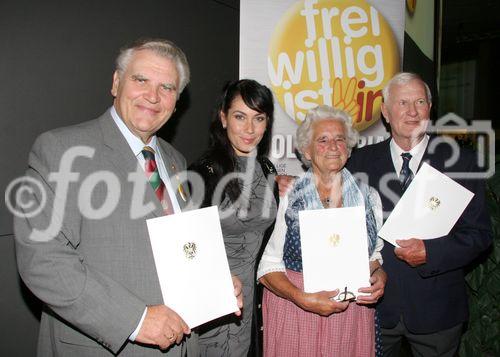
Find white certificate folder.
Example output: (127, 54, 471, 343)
(146, 206, 238, 328)
(378, 163, 474, 246)
(299, 206, 370, 296)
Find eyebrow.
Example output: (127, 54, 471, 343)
(161, 82, 177, 90)
(131, 74, 147, 80)
(131, 74, 177, 89)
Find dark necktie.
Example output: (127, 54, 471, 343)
(400, 152, 414, 192)
(142, 146, 174, 215)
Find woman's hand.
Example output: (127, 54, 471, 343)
(260, 272, 348, 317)
(275, 175, 296, 197)
(356, 266, 387, 305)
(232, 275, 243, 316)
(297, 289, 349, 316)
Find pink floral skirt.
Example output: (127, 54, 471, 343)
(262, 269, 375, 357)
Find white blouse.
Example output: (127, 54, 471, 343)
(257, 186, 384, 280)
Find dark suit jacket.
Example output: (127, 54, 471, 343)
(346, 137, 492, 333)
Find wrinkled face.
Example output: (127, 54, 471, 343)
(111, 49, 179, 144)
(381, 79, 431, 149)
(304, 119, 349, 174)
(220, 95, 268, 156)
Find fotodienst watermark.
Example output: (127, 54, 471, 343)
(4, 115, 495, 241)
(4, 146, 275, 242)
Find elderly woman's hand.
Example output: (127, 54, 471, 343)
(296, 289, 349, 316)
(356, 266, 387, 305)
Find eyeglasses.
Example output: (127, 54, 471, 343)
(336, 286, 356, 302)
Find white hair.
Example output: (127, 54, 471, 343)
(296, 105, 359, 167)
(115, 38, 190, 96)
(382, 72, 432, 103)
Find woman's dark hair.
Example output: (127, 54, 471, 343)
(204, 79, 274, 203)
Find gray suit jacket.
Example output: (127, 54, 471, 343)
(14, 110, 198, 356)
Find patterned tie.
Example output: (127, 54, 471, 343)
(400, 152, 414, 192)
(142, 146, 174, 215)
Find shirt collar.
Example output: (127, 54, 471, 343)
(110, 106, 159, 157)
(390, 134, 429, 158)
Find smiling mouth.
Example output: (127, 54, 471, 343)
(241, 138, 255, 144)
(405, 117, 428, 124)
(137, 105, 160, 114)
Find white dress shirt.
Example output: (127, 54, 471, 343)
(257, 185, 384, 281)
(110, 106, 180, 340)
(389, 135, 429, 178)
(111, 106, 181, 213)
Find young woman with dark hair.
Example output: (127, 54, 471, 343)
(189, 79, 278, 356)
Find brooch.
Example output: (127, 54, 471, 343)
(171, 163, 187, 202)
(178, 184, 187, 202)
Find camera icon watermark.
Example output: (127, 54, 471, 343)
(426, 113, 495, 179)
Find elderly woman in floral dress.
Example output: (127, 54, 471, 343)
(257, 105, 387, 356)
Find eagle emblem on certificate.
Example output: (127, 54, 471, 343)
(328, 234, 341, 247)
(183, 242, 197, 259)
(428, 197, 441, 211)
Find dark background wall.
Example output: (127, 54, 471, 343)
(2, 1, 497, 355)
(0, 0, 239, 355)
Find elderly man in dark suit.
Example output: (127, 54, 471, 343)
(347, 72, 492, 357)
(14, 38, 241, 356)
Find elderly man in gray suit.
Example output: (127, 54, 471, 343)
(14, 38, 242, 356)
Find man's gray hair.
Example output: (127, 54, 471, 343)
(382, 72, 432, 104)
(115, 38, 190, 96)
(296, 105, 359, 166)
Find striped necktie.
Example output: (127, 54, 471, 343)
(399, 152, 414, 192)
(142, 146, 174, 215)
